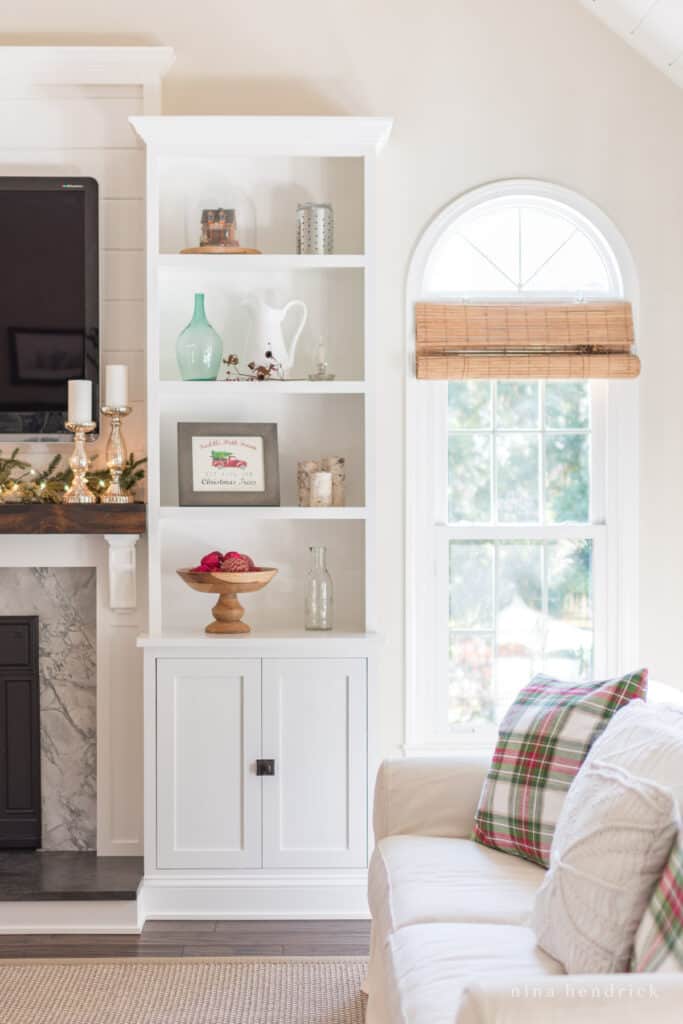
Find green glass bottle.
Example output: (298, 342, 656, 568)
(176, 293, 223, 381)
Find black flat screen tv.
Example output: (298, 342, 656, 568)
(0, 177, 99, 440)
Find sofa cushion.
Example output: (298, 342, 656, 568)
(369, 835, 545, 945)
(472, 669, 648, 867)
(533, 761, 679, 974)
(384, 922, 563, 1024)
(632, 830, 683, 973)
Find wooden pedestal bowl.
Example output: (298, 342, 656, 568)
(177, 567, 278, 634)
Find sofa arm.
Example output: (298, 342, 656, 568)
(372, 754, 490, 842)
(455, 974, 682, 1024)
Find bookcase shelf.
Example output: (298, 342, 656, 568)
(159, 506, 368, 522)
(159, 254, 367, 271)
(158, 380, 367, 397)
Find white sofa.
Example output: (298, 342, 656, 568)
(365, 753, 682, 1024)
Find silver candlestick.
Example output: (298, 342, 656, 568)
(63, 421, 97, 504)
(101, 405, 132, 504)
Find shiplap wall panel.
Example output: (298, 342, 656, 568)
(102, 300, 146, 349)
(0, 66, 156, 861)
(0, 98, 142, 149)
(114, 351, 146, 402)
(0, 148, 144, 197)
(101, 199, 146, 250)
(102, 252, 146, 301)
(0, 84, 143, 101)
(122, 400, 146, 457)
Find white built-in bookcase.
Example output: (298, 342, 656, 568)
(131, 117, 391, 641)
(131, 118, 391, 918)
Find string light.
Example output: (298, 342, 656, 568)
(0, 450, 145, 502)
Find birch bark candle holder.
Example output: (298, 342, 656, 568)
(297, 457, 346, 507)
(297, 460, 320, 506)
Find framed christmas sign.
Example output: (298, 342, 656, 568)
(177, 422, 280, 506)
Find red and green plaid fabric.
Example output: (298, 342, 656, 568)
(472, 669, 648, 867)
(632, 832, 683, 973)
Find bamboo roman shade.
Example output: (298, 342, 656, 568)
(415, 301, 640, 380)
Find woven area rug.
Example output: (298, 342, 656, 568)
(0, 956, 368, 1024)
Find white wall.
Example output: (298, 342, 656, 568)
(5, 0, 683, 757)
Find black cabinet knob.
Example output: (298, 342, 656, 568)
(256, 759, 275, 776)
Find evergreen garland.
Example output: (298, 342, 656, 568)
(0, 450, 146, 503)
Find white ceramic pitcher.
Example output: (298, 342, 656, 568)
(242, 295, 308, 374)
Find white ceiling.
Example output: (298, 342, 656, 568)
(579, 0, 683, 88)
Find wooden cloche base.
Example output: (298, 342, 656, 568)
(179, 246, 262, 255)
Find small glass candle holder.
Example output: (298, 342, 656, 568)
(101, 405, 132, 504)
(63, 422, 97, 504)
(308, 338, 336, 381)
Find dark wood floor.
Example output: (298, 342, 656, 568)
(0, 920, 371, 959)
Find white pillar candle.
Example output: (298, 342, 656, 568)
(67, 379, 92, 424)
(105, 364, 128, 408)
(321, 456, 346, 507)
(309, 470, 333, 507)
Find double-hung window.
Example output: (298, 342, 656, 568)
(407, 182, 638, 750)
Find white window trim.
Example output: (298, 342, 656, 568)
(404, 179, 640, 754)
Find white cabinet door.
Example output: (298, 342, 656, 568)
(156, 659, 261, 870)
(262, 658, 367, 869)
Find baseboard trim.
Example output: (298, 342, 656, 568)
(139, 874, 370, 921)
(0, 899, 141, 934)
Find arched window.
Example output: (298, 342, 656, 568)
(406, 182, 638, 750)
(423, 189, 623, 298)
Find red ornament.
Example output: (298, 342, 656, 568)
(192, 548, 256, 573)
(220, 552, 254, 573)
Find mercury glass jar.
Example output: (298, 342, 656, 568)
(305, 545, 334, 630)
(296, 203, 334, 254)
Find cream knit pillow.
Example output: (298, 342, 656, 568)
(580, 700, 683, 812)
(532, 761, 679, 974)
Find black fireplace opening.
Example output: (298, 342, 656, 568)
(0, 615, 41, 849)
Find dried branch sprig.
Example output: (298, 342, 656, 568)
(223, 350, 284, 382)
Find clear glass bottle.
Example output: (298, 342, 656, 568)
(176, 292, 223, 381)
(305, 545, 334, 630)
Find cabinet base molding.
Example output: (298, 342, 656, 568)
(138, 871, 370, 921)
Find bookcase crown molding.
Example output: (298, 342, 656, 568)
(130, 115, 393, 154)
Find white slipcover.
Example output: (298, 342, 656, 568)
(367, 753, 683, 1024)
(369, 835, 544, 945)
(385, 923, 562, 1024)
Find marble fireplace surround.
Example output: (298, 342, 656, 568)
(0, 534, 146, 857)
(0, 568, 97, 850)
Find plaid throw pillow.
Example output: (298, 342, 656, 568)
(631, 832, 683, 973)
(472, 669, 648, 867)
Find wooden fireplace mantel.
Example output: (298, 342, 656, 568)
(0, 503, 146, 535)
(0, 504, 146, 612)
